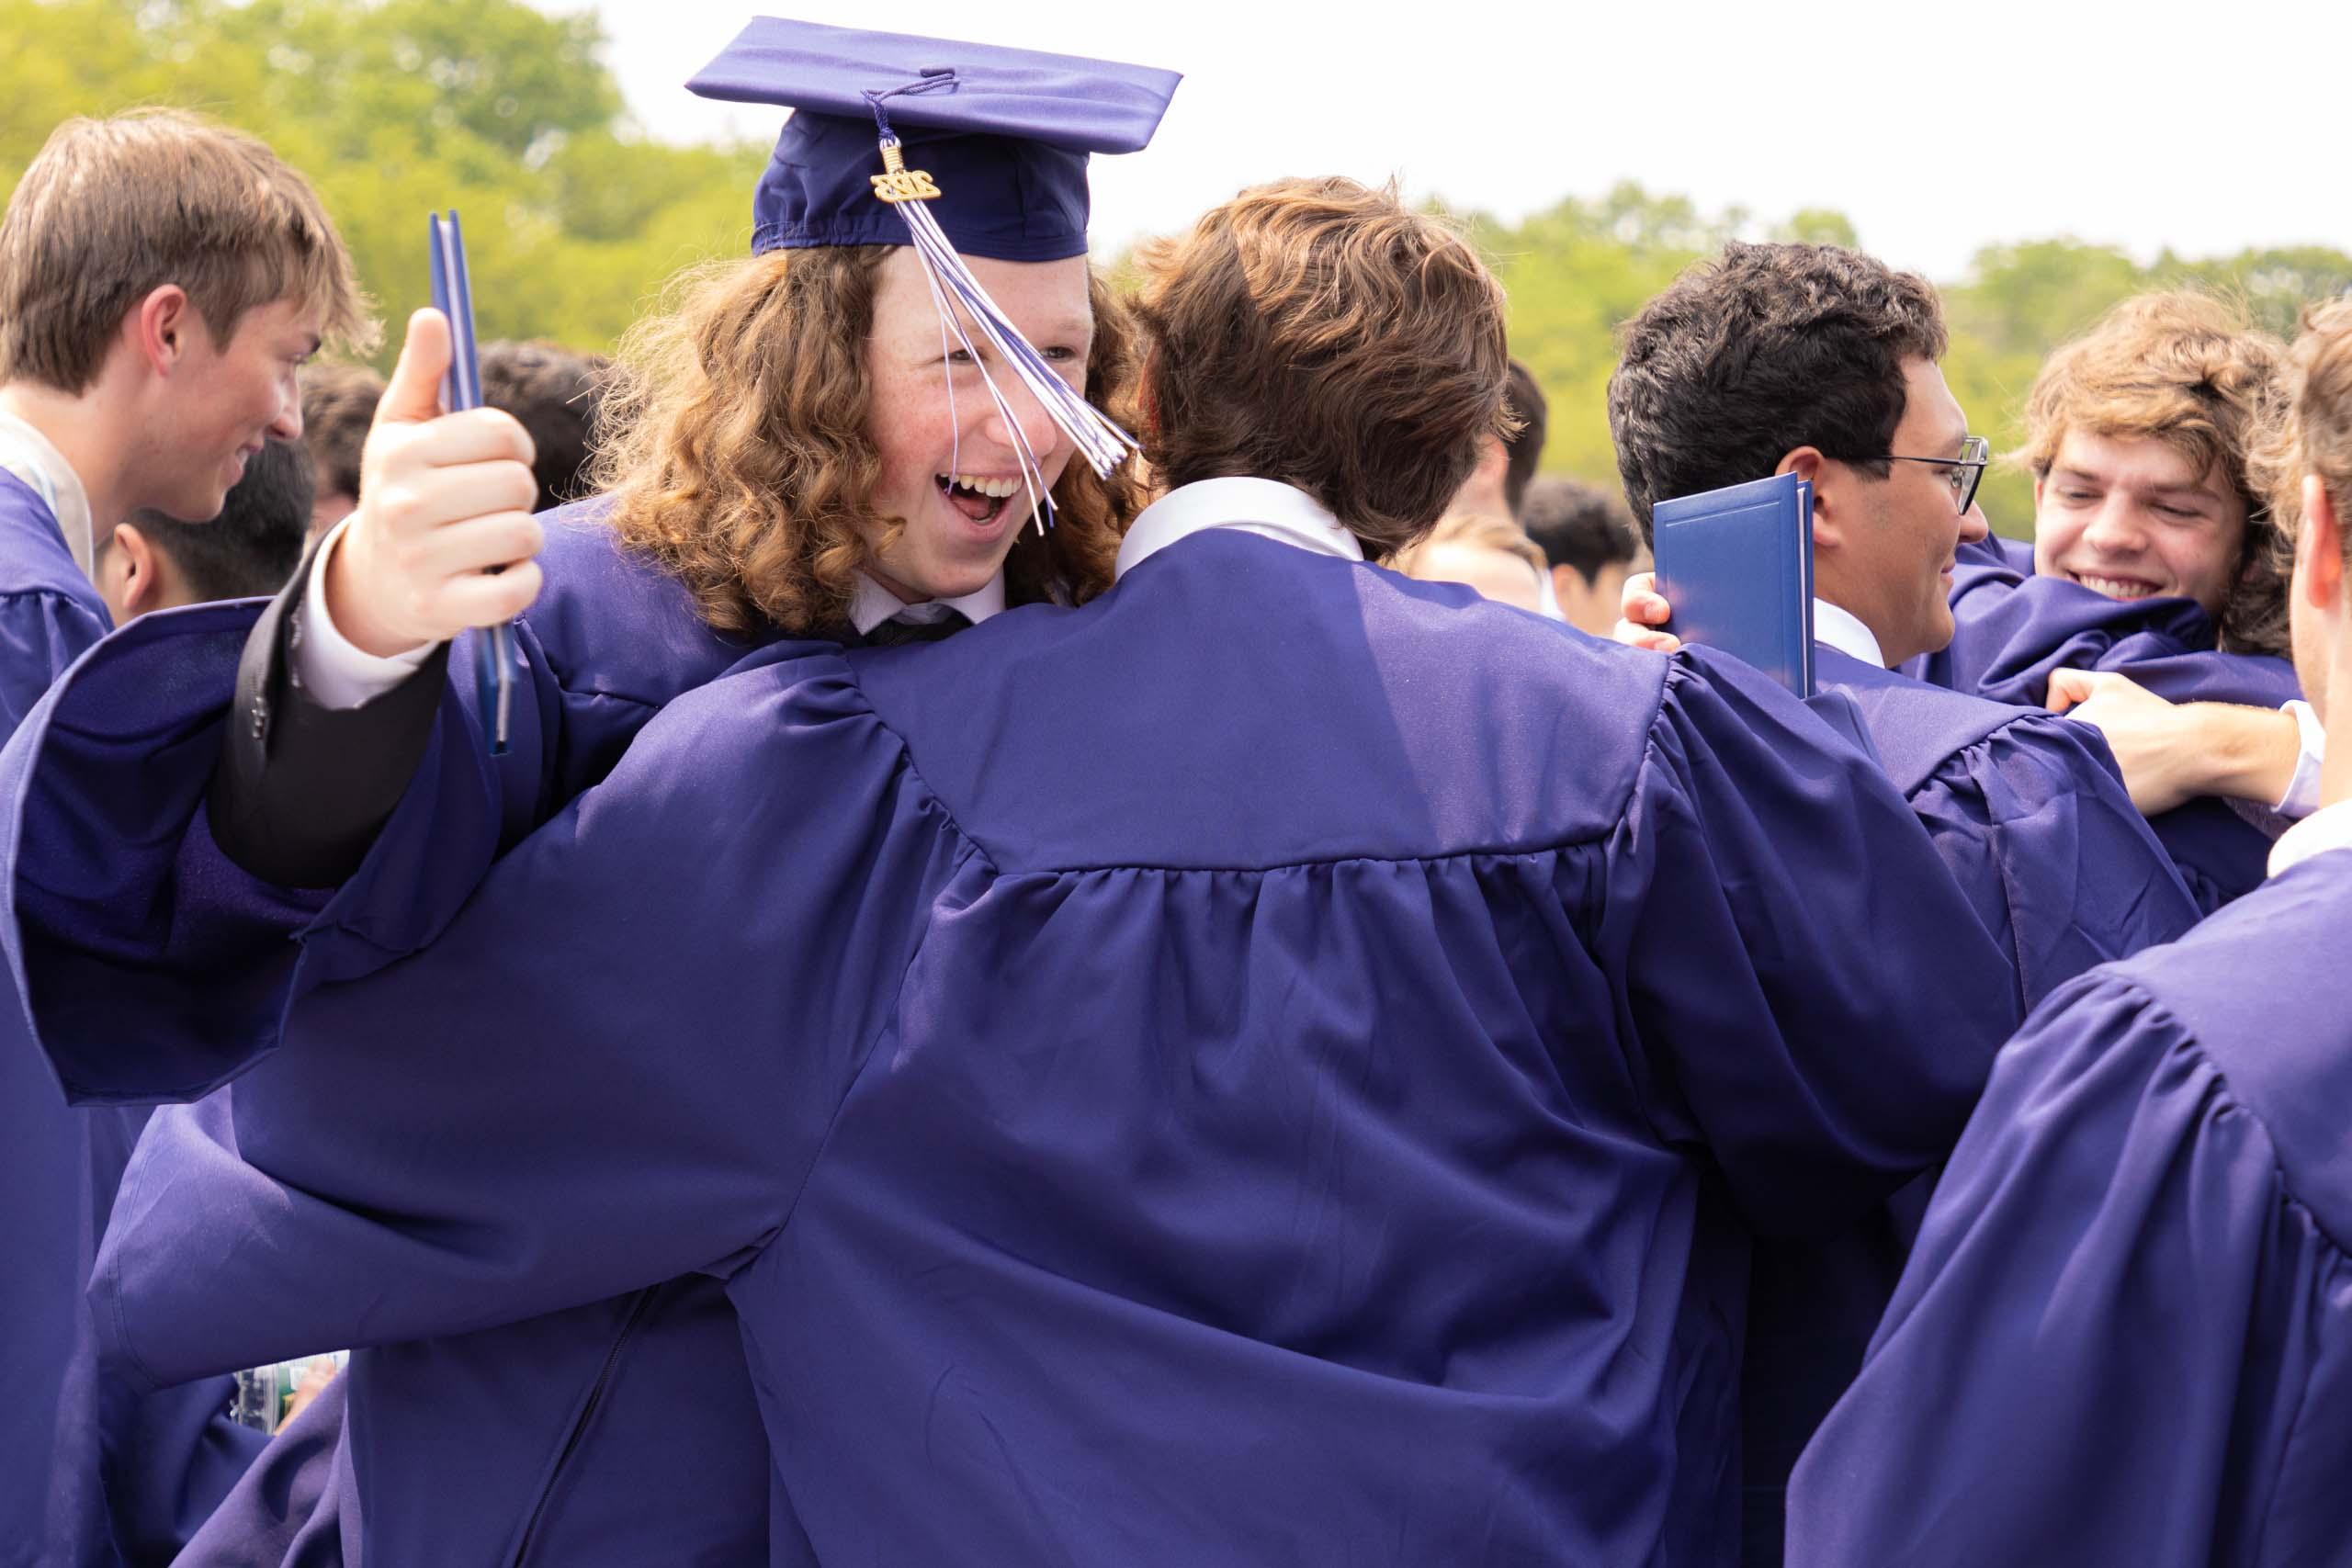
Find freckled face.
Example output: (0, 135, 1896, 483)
(2032, 431, 2247, 616)
(861, 249, 1093, 603)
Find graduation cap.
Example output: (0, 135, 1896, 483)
(687, 19, 1182, 528)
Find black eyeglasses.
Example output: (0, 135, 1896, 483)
(1886, 434, 1991, 515)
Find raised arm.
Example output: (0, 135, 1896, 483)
(210, 309, 540, 886)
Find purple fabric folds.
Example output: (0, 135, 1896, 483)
(3, 504, 783, 1563)
(1792, 852, 2352, 1565)
(58, 534, 2023, 1564)
(1909, 535, 2302, 910)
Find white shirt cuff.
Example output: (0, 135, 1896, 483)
(294, 517, 435, 710)
(2275, 699, 2328, 819)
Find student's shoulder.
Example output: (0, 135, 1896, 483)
(586, 633, 875, 803)
(1818, 646, 2114, 797)
(843, 556, 1679, 869)
(2104, 858, 2352, 1235)
(0, 469, 104, 620)
(524, 497, 793, 707)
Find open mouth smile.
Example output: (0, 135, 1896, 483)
(936, 472, 1021, 525)
(2068, 571, 2163, 602)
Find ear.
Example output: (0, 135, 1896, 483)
(1775, 446, 1837, 549)
(1136, 353, 1160, 442)
(2303, 474, 2344, 615)
(131, 285, 196, 377)
(109, 523, 167, 617)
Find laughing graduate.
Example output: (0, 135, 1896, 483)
(57, 165, 2025, 1564)
(1790, 296, 2352, 1567)
(1913, 294, 2304, 908)
(4, 21, 1174, 1564)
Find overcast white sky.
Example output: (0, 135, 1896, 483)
(563, 0, 2350, 280)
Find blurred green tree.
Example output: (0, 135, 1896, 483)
(1471, 187, 2352, 540)
(6, 1, 2348, 546)
(0, 0, 762, 367)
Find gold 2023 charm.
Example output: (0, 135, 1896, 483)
(870, 140, 942, 203)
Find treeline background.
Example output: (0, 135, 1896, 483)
(9, 0, 2350, 536)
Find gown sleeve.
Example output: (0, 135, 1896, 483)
(0, 584, 107, 727)
(1786, 973, 2352, 1567)
(1605, 649, 2024, 1237)
(169, 1371, 355, 1568)
(1905, 710, 2199, 1010)
(2, 599, 563, 1104)
(1736, 705, 2207, 1563)
(89, 651, 945, 1383)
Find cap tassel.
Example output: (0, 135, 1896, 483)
(865, 81, 1137, 535)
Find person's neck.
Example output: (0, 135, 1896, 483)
(0, 378, 134, 533)
(2318, 642, 2352, 813)
(1451, 479, 1511, 520)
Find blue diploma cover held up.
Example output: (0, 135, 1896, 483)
(1653, 473, 1815, 697)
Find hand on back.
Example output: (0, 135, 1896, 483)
(326, 309, 544, 657)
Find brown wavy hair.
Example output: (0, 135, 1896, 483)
(1, 109, 375, 391)
(593, 245, 1143, 637)
(2250, 299, 2352, 581)
(1129, 176, 1513, 558)
(2018, 291, 2289, 655)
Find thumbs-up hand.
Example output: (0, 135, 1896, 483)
(324, 308, 544, 657)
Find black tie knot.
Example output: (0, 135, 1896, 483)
(864, 609, 972, 648)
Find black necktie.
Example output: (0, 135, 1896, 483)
(863, 609, 972, 648)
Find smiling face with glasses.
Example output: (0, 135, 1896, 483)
(1801, 359, 1993, 666)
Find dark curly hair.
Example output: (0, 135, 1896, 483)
(480, 340, 611, 514)
(1608, 241, 1948, 543)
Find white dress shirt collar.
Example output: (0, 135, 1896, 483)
(2268, 795, 2352, 878)
(1811, 598, 1886, 668)
(1114, 477, 1365, 581)
(849, 568, 1006, 637)
(0, 412, 96, 578)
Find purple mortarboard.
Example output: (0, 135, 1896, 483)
(684, 18, 1182, 517)
(686, 17, 1182, 261)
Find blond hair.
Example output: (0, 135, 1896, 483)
(0, 109, 375, 391)
(2251, 299, 2352, 578)
(2020, 291, 2288, 652)
(1388, 511, 1546, 582)
(592, 246, 1142, 637)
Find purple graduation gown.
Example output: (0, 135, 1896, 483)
(63, 529, 2025, 1565)
(175, 1374, 356, 1568)
(1740, 645, 2203, 1563)
(3, 503, 775, 1563)
(1910, 536, 2302, 911)
(1789, 845, 2352, 1566)
(0, 469, 270, 1566)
